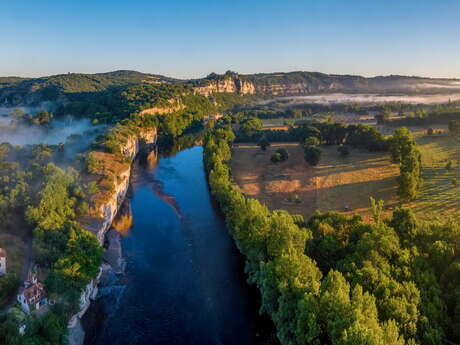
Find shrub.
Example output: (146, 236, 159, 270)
(257, 135, 270, 151)
(304, 146, 321, 165)
(275, 147, 289, 161)
(271, 152, 282, 163)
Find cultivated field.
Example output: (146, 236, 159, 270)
(231, 143, 399, 221)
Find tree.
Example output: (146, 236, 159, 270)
(304, 136, 320, 148)
(25, 164, 76, 231)
(375, 110, 390, 125)
(240, 117, 262, 137)
(34, 110, 53, 124)
(271, 148, 289, 163)
(427, 128, 434, 136)
(276, 148, 289, 161)
(449, 120, 460, 136)
(86, 152, 99, 174)
(257, 135, 270, 151)
(305, 146, 321, 166)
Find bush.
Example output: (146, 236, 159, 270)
(304, 146, 321, 165)
(271, 148, 289, 163)
(257, 135, 270, 151)
(271, 152, 282, 163)
(275, 148, 289, 161)
(427, 128, 434, 135)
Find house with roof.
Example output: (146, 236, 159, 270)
(17, 272, 47, 313)
(0, 248, 6, 275)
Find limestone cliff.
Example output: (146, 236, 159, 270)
(139, 98, 186, 115)
(194, 75, 255, 97)
(68, 127, 157, 343)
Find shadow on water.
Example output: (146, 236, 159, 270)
(83, 144, 277, 345)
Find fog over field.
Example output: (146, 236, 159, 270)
(0, 117, 105, 146)
(269, 92, 460, 105)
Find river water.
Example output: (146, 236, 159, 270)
(84, 146, 274, 345)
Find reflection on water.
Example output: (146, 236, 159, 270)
(84, 146, 275, 345)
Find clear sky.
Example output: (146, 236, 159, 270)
(2, 0, 460, 79)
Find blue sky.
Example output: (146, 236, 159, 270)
(2, 0, 460, 79)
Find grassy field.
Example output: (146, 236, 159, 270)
(231, 143, 399, 221)
(408, 132, 460, 221)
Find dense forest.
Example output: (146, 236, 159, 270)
(0, 143, 103, 345)
(204, 122, 460, 345)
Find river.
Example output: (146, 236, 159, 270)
(83, 146, 275, 345)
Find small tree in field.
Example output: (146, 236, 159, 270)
(427, 128, 434, 136)
(304, 146, 321, 166)
(271, 152, 282, 163)
(446, 160, 453, 170)
(276, 148, 289, 161)
(271, 148, 289, 163)
(257, 135, 270, 151)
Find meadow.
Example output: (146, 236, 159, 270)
(409, 131, 460, 221)
(231, 142, 399, 221)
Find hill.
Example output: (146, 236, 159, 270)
(0, 70, 180, 105)
(2, 69, 460, 108)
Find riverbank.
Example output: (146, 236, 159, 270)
(83, 146, 277, 345)
(67, 127, 157, 345)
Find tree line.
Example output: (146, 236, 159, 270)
(204, 123, 460, 345)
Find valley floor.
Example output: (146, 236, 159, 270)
(231, 142, 399, 222)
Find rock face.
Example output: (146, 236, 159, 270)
(139, 99, 186, 115)
(90, 128, 157, 243)
(68, 127, 157, 344)
(195, 76, 255, 96)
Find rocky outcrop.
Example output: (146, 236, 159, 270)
(139, 98, 186, 115)
(86, 128, 156, 243)
(68, 127, 157, 344)
(195, 76, 255, 97)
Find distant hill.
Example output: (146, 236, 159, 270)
(199, 71, 460, 96)
(0, 70, 180, 105)
(2, 69, 460, 106)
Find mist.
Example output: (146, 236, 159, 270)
(0, 114, 108, 162)
(267, 92, 460, 106)
(0, 101, 57, 117)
